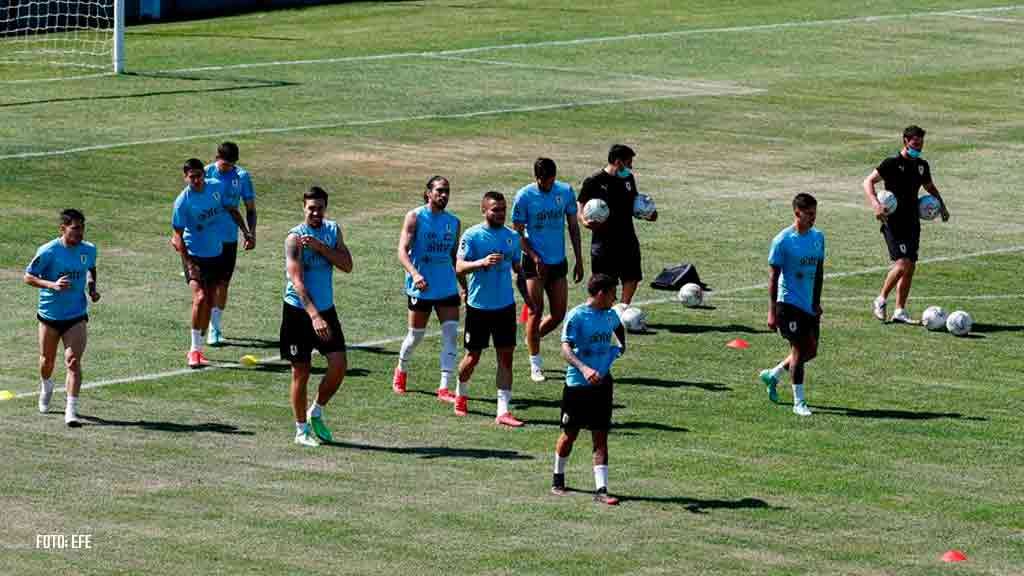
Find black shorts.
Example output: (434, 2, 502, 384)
(521, 256, 568, 286)
(591, 246, 642, 282)
(218, 242, 238, 284)
(38, 314, 88, 337)
(775, 302, 820, 344)
(183, 254, 223, 286)
(279, 303, 346, 363)
(560, 376, 613, 431)
(881, 222, 920, 262)
(464, 304, 517, 351)
(407, 293, 461, 312)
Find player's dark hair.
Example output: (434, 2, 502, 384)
(607, 144, 635, 165)
(305, 186, 329, 204)
(60, 208, 85, 226)
(587, 273, 617, 296)
(424, 175, 449, 203)
(482, 190, 505, 204)
(183, 158, 204, 173)
(533, 157, 557, 180)
(792, 193, 817, 211)
(216, 141, 239, 163)
(903, 125, 926, 141)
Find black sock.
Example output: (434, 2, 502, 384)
(552, 473, 565, 488)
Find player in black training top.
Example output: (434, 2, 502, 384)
(576, 144, 657, 306)
(862, 125, 950, 324)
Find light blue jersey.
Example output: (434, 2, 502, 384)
(171, 179, 228, 258)
(511, 181, 577, 265)
(561, 303, 622, 387)
(205, 163, 255, 243)
(768, 225, 825, 315)
(26, 238, 97, 321)
(405, 205, 460, 300)
(457, 223, 521, 310)
(284, 220, 340, 312)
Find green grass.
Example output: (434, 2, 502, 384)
(1, 1, 1023, 574)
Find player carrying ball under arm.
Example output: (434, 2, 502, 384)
(759, 193, 824, 417)
(24, 209, 100, 427)
(512, 157, 583, 383)
(280, 187, 353, 447)
(392, 176, 462, 401)
(551, 273, 625, 506)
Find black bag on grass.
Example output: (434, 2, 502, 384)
(650, 263, 710, 292)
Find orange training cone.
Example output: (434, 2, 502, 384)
(941, 550, 967, 563)
(725, 338, 750, 349)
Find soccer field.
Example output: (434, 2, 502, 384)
(2, 1, 1023, 574)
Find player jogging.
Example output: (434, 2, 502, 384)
(759, 193, 824, 417)
(281, 186, 353, 447)
(24, 209, 100, 427)
(862, 125, 950, 323)
(392, 175, 463, 401)
(512, 157, 583, 382)
(551, 273, 625, 506)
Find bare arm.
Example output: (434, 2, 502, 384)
(227, 206, 253, 239)
(303, 230, 353, 273)
(396, 211, 424, 288)
(561, 341, 600, 385)
(456, 253, 502, 275)
(614, 323, 626, 356)
(245, 199, 257, 237)
(171, 228, 199, 280)
(88, 266, 100, 302)
(566, 214, 584, 283)
(813, 260, 823, 316)
(24, 273, 68, 291)
(863, 169, 887, 222)
(286, 234, 332, 341)
(767, 266, 781, 330)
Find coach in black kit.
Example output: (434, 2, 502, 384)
(862, 125, 950, 324)
(577, 144, 657, 306)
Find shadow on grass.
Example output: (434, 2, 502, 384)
(80, 415, 254, 435)
(645, 323, 769, 335)
(218, 337, 280, 349)
(225, 363, 370, 377)
(327, 440, 532, 460)
(557, 488, 775, 513)
(350, 345, 399, 356)
(812, 405, 987, 421)
(407, 390, 626, 411)
(967, 323, 1022, 333)
(617, 376, 731, 392)
(525, 419, 688, 434)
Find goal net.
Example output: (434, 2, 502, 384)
(1, 0, 124, 78)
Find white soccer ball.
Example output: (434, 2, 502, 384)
(918, 195, 941, 221)
(921, 306, 947, 331)
(946, 310, 973, 337)
(619, 306, 647, 333)
(583, 198, 610, 224)
(876, 190, 898, 215)
(677, 283, 703, 307)
(632, 194, 656, 219)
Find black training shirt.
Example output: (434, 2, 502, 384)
(578, 169, 639, 253)
(877, 153, 932, 227)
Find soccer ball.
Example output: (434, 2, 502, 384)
(921, 306, 947, 331)
(583, 198, 610, 224)
(946, 310, 973, 337)
(918, 195, 941, 220)
(617, 305, 647, 333)
(677, 283, 703, 307)
(632, 194, 656, 218)
(876, 190, 898, 215)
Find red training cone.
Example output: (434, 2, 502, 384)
(518, 305, 530, 324)
(725, 338, 750, 349)
(941, 550, 967, 563)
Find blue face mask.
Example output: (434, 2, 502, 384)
(906, 147, 922, 159)
(616, 167, 632, 179)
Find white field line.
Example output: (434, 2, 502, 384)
(710, 293, 1024, 303)
(161, 5, 1024, 75)
(946, 13, 1022, 23)
(9, 245, 1023, 400)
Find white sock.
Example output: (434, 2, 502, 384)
(456, 381, 468, 397)
(42, 377, 54, 388)
(210, 307, 223, 331)
(770, 360, 788, 379)
(530, 354, 542, 370)
(554, 454, 568, 474)
(308, 402, 323, 419)
(793, 384, 805, 405)
(439, 371, 451, 390)
(440, 320, 459, 375)
(190, 329, 203, 351)
(295, 421, 307, 435)
(594, 465, 609, 491)
(66, 395, 79, 414)
(398, 328, 426, 372)
(497, 389, 511, 416)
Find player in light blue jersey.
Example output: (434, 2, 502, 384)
(280, 186, 353, 447)
(204, 142, 256, 346)
(24, 209, 100, 427)
(512, 158, 584, 382)
(392, 176, 464, 401)
(552, 274, 625, 505)
(454, 191, 528, 427)
(172, 158, 249, 369)
(760, 193, 825, 417)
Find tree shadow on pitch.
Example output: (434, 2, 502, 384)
(616, 376, 731, 392)
(79, 415, 254, 435)
(811, 404, 987, 421)
(645, 322, 769, 335)
(969, 323, 1024, 334)
(325, 440, 531, 461)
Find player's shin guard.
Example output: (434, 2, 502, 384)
(398, 328, 426, 372)
(439, 321, 459, 385)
